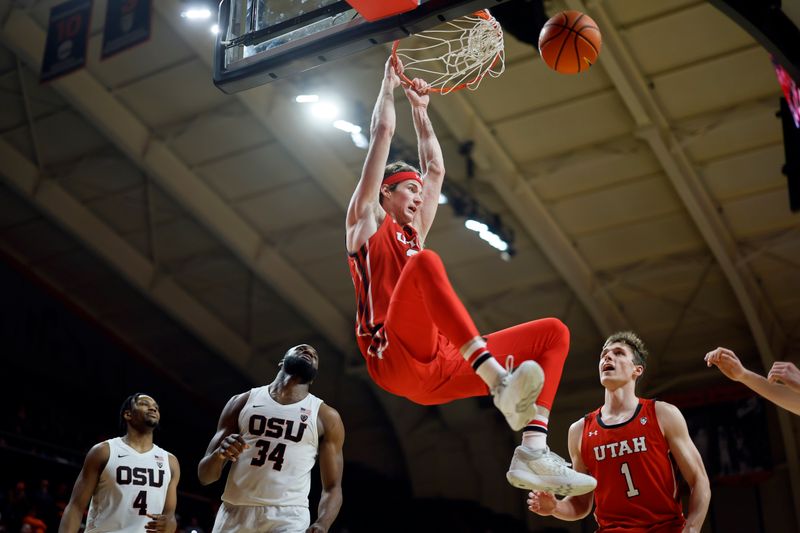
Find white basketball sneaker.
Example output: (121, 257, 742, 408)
(491, 357, 544, 431)
(506, 445, 597, 496)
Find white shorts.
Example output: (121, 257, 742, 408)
(211, 502, 310, 533)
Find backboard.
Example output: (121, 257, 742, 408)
(213, 0, 510, 94)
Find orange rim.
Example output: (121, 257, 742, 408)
(390, 9, 502, 94)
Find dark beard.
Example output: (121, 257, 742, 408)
(283, 355, 317, 384)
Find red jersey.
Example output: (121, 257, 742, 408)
(348, 215, 421, 359)
(581, 399, 685, 533)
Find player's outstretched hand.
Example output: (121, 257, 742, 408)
(144, 513, 175, 533)
(527, 490, 557, 516)
(403, 77, 430, 109)
(704, 347, 746, 382)
(217, 434, 248, 462)
(768, 361, 800, 392)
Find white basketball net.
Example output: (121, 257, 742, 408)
(393, 11, 505, 94)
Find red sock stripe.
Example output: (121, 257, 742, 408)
(528, 420, 548, 430)
(466, 348, 488, 366)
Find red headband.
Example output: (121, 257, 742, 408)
(383, 171, 423, 187)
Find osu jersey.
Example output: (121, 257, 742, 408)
(222, 386, 323, 507)
(86, 437, 172, 533)
(581, 399, 685, 533)
(348, 215, 421, 359)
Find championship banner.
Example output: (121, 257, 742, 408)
(40, 0, 93, 83)
(101, 0, 152, 60)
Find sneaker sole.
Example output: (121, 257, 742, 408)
(506, 469, 596, 496)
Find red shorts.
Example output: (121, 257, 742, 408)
(360, 317, 569, 408)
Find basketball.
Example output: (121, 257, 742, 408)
(538, 10, 602, 74)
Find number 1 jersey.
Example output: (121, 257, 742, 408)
(580, 399, 685, 533)
(222, 386, 323, 507)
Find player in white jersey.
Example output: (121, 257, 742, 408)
(59, 393, 181, 533)
(199, 344, 345, 533)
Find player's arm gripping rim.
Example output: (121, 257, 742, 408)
(58, 442, 110, 533)
(145, 453, 180, 533)
(198, 392, 251, 485)
(306, 404, 346, 533)
(527, 418, 595, 520)
(655, 401, 710, 533)
(404, 77, 445, 243)
(346, 57, 402, 254)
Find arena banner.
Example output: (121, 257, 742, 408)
(40, 0, 93, 83)
(101, 0, 152, 60)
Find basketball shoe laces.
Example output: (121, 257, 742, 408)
(504, 355, 539, 412)
(491, 355, 543, 431)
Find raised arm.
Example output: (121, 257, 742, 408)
(307, 404, 345, 533)
(346, 57, 402, 253)
(59, 442, 109, 533)
(145, 454, 181, 533)
(656, 401, 710, 533)
(403, 78, 445, 242)
(197, 392, 249, 485)
(706, 347, 800, 416)
(528, 419, 594, 521)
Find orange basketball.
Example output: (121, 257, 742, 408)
(538, 10, 602, 74)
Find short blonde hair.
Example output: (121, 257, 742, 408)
(603, 331, 648, 370)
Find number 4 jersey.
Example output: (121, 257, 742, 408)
(86, 437, 172, 533)
(222, 386, 323, 507)
(580, 399, 685, 533)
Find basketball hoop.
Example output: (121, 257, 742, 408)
(391, 10, 505, 95)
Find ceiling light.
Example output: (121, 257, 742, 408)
(295, 94, 319, 103)
(210, 24, 219, 34)
(333, 120, 361, 134)
(310, 102, 339, 120)
(464, 219, 487, 232)
(181, 7, 211, 19)
(351, 131, 369, 149)
(439, 193, 448, 205)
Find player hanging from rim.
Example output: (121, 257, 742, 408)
(528, 332, 711, 532)
(345, 56, 596, 495)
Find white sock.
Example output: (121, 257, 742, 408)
(522, 430, 547, 451)
(475, 356, 506, 390)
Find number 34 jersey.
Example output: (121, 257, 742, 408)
(580, 399, 685, 533)
(222, 386, 323, 507)
(86, 437, 172, 533)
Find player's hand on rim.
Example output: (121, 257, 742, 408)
(384, 56, 403, 89)
(218, 434, 249, 462)
(403, 77, 430, 108)
(527, 490, 557, 516)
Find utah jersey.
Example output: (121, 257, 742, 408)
(222, 386, 323, 507)
(581, 399, 685, 533)
(348, 215, 421, 359)
(86, 437, 172, 533)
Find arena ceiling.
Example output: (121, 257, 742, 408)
(1, 0, 799, 527)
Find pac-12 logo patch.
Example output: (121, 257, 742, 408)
(640, 417, 648, 425)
